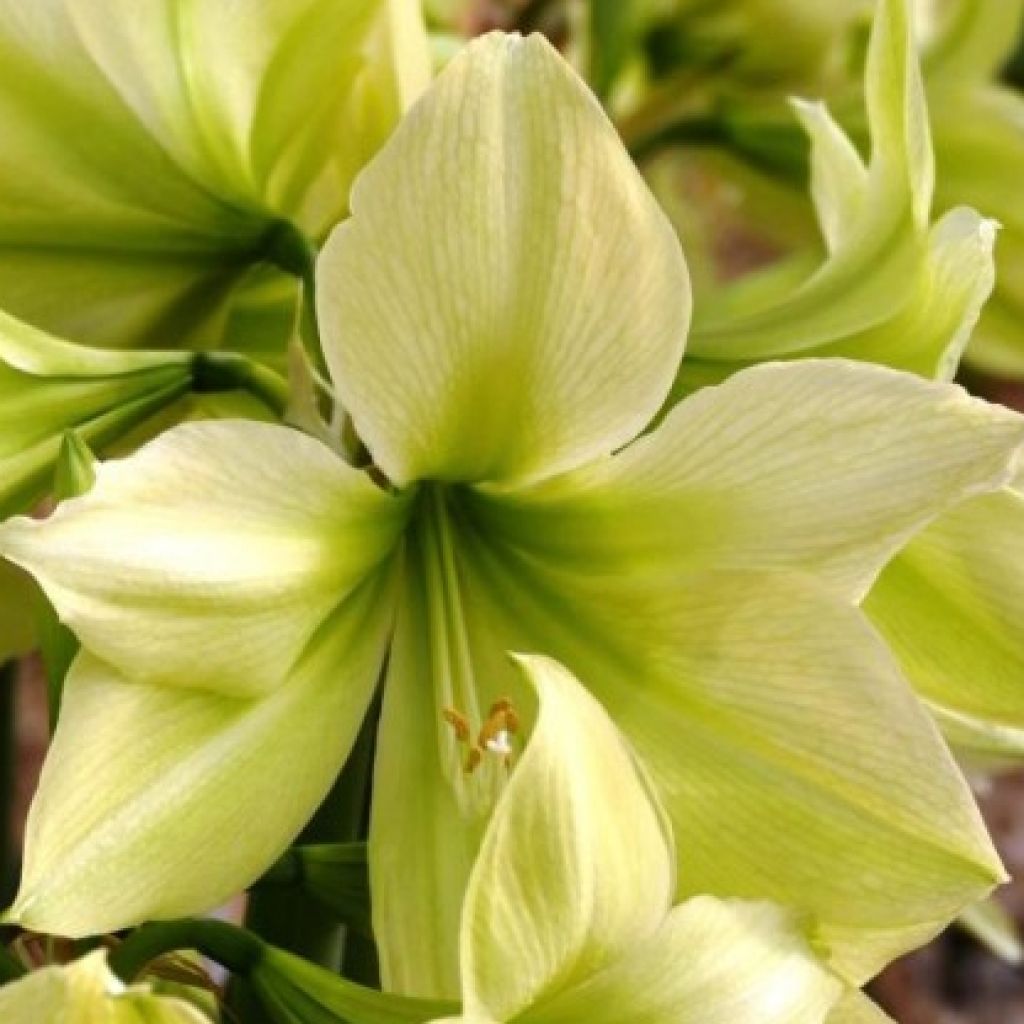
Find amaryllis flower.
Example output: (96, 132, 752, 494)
(2, 30, 1022, 1004)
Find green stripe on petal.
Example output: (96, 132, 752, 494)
(371, 491, 511, 998)
(318, 31, 690, 487)
(0, 420, 411, 697)
(6, 567, 398, 936)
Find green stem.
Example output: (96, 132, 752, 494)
(0, 942, 25, 984)
(190, 351, 289, 417)
(259, 218, 325, 377)
(232, 697, 382, 1020)
(109, 919, 264, 983)
(0, 663, 15, 907)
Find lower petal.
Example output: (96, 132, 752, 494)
(447, 528, 1003, 984)
(529, 898, 841, 1024)
(6, 566, 398, 936)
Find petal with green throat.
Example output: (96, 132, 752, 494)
(6, 568, 398, 936)
(472, 360, 1024, 603)
(0, 420, 411, 697)
(318, 31, 689, 487)
(436, 518, 1004, 984)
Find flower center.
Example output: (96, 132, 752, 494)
(416, 484, 507, 814)
(443, 699, 521, 774)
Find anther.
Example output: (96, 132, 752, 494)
(442, 699, 522, 775)
(443, 707, 472, 744)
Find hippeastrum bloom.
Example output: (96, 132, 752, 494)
(417, 654, 844, 1024)
(3, 29, 1024, 1000)
(0, 0, 428, 351)
(0, 950, 208, 1023)
(674, 0, 997, 397)
(920, 0, 1024, 375)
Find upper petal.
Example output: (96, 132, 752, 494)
(458, 655, 675, 1021)
(65, 0, 427, 231)
(318, 32, 690, 487)
(0, 419, 410, 696)
(471, 359, 1024, 602)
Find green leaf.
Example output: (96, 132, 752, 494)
(317, 32, 689, 487)
(260, 843, 372, 937)
(588, 0, 642, 98)
(253, 946, 455, 1024)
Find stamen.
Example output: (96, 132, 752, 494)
(442, 707, 472, 744)
(443, 699, 521, 775)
